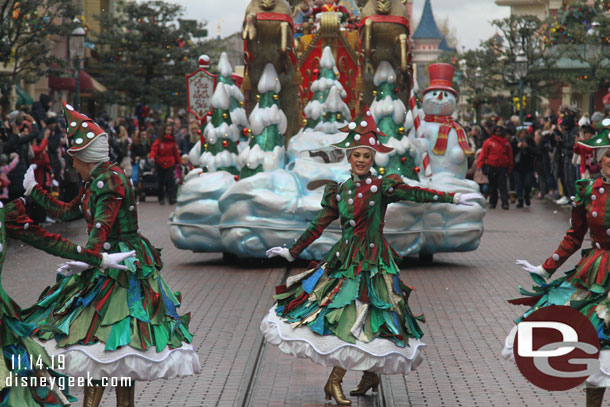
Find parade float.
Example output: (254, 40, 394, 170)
(170, 0, 485, 261)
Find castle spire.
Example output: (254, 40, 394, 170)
(413, 0, 443, 40)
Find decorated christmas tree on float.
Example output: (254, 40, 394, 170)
(238, 63, 287, 178)
(303, 46, 350, 131)
(198, 82, 241, 175)
(217, 52, 250, 152)
(371, 61, 419, 181)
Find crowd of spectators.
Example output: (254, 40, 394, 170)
(467, 106, 609, 210)
(0, 95, 202, 225)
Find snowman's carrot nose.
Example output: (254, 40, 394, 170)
(437, 92, 443, 100)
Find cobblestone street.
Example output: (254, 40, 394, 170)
(3, 199, 588, 406)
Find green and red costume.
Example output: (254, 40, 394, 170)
(261, 172, 456, 374)
(503, 177, 610, 386)
(21, 162, 200, 381)
(0, 198, 111, 406)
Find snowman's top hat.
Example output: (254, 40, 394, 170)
(424, 63, 457, 96)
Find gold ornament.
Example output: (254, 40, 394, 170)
(240, 101, 244, 107)
(222, 113, 228, 119)
(398, 127, 405, 133)
(256, 95, 260, 101)
(204, 143, 208, 149)
(303, 119, 308, 125)
(379, 167, 385, 175)
(372, 90, 377, 96)
(273, 94, 279, 100)
(337, 113, 342, 120)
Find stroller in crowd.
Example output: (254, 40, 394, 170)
(133, 157, 159, 202)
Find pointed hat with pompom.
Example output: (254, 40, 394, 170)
(62, 101, 106, 154)
(332, 108, 393, 153)
(578, 117, 610, 149)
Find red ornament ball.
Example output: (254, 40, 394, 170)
(206, 111, 212, 117)
(242, 128, 250, 136)
(313, 68, 320, 76)
(197, 129, 202, 135)
(401, 157, 406, 163)
(222, 140, 229, 148)
(234, 175, 239, 181)
(394, 87, 399, 93)
(414, 166, 421, 173)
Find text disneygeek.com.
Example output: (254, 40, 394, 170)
(5, 372, 132, 391)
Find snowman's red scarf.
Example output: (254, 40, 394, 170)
(424, 114, 474, 156)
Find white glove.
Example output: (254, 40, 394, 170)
(56, 261, 89, 277)
(516, 259, 550, 280)
(56, 250, 136, 276)
(23, 164, 37, 196)
(266, 247, 295, 262)
(454, 192, 483, 206)
(101, 250, 136, 270)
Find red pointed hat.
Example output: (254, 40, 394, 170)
(424, 63, 457, 96)
(62, 101, 106, 153)
(333, 108, 393, 153)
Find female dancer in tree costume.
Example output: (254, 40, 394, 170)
(21, 102, 200, 407)
(263, 112, 481, 405)
(503, 117, 610, 407)
(0, 197, 133, 406)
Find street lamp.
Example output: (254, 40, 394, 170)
(69, 23, 86, 111)
(515, 51, 528, 125)
(586, 21, 601, 116)
(474, 67, 483, 124)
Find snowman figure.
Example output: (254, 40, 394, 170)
(421, 63, 474, 179)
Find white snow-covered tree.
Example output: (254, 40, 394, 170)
(238, 63, 287, 178)
(303, 46, 351, 131)
(217, 52, 250, 153)
(371, 60, 419, 180)
(188, 52, 249, 170)
(198, 83, 240, 175)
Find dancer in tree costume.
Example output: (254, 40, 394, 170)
(0, 198, 133, 407)
(502, 118, 610, 407)
(21, 102, 200, 407)
(262, 111, 481, 405)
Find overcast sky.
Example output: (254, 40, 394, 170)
(176, 0, 510, 51)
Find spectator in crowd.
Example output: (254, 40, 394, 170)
(0, 153, 18, 202)
(511, 128, 536, 208)
(149, 125, 181, 205)
(176, 126, 191, 155)
(30, 126, 51, 224)
(555, 109, 579, 204)
(2, 112, 39, 200)
(477, 126, 513, 210)
(30, 93, 52, 127)
(573, 125, 599, 179)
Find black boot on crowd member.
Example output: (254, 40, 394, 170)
(502, 203, 509, 210)
(517, 199, 524, 208)
(524, 195, 531, 206)
(586, 386, 605, 407)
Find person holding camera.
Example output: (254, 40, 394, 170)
(511, 128, 537, 208)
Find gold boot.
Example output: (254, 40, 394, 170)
(116, 383, 135, 407)
(350, 370, 380, 395)
(324, 367, 352, 405)
(586, 387, 606, 407)
(83, 385, 105, 407)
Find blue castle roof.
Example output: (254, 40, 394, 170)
(413, 0, 443, 40)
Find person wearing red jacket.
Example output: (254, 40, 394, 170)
(477, 126, 513, 209)
(149, 125, 181, 205)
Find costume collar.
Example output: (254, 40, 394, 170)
(88, 161, 112, 181)
(351, 171, 372, 182)
(602, 175, 610, 185)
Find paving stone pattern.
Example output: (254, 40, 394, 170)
(2, 199, 591, 406)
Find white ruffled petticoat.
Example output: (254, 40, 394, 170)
(261, 306, 425, 375)
(502, 326, 610, 387)
(35, 339, 201, 381)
